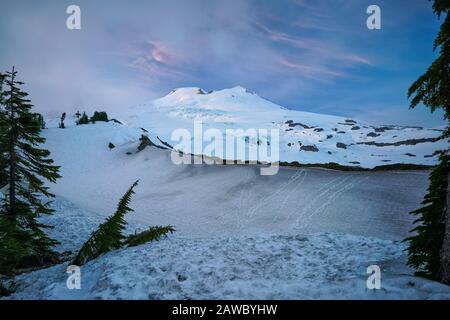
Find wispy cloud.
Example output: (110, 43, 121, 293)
(278, 57, 345, 80)
(126, 41, 188, 81)
(0, 0, 444, 127)
(253, 21, 371, 81)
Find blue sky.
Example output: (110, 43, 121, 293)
(0, 0, 446, 127)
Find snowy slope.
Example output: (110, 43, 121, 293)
(40, 123, 428, 240)
(115, 86, 446, 169)
(3, 106, 449, 299)
(5, 196, 450, 300)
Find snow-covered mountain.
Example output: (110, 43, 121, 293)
(4, 121, 450, 299)
(117, 86, 446, 169)
(5, 88, 450, 300)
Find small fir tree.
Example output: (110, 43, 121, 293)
(77, 112, 89, 125)
(90, 111, 108, 123)
(72, 180, 175, 266)
(0, 67, 61, 272)
(405, 0, 450, 284)
(59, 112, 66, 129)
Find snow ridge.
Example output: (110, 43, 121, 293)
(116, 86, 446, 169)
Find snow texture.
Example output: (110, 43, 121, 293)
(114, 86, 446, 168)
(5, 197, 450, 300)
(3, 90, 450, 300)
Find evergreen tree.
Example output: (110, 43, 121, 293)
(0, 72, 7, 187)
(77, 112, 89, 125)
(406, 153, 449, 279)
(59, 112, 66, 129)
(34, 113, 45, 130)
(125, 225, 175, 247)
(406, 0, 450, 284)
(0, 67, 61, 272)
(90, 111, 108, 123)
(72, 180, 139, 266)
(72, 180, 175, 266)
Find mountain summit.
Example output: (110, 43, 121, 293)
(118, 87, 447, 168)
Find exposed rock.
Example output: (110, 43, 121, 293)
(290, 122, 311, 129)
(336, 142, 347, 149)
(326, 134, 333, 139)
(314, 128, 324, 132)
(300, 145, 319, 152)
(374, 126, 394, 133)
(110, 119, 123, 125)
(157, 136, 173, 149)
(108, 142, 115, 150)
(424, 150, 441, 158)
(348, 161, 360, 165)
(367, 132, 380, 138)
(358, 136, 443, 147)
(137, 135, 160, 152)
(351, 126, 360, 130)
(337, 131, 346, 134)
(404, 153, 416, 157)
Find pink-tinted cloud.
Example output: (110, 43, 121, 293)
(126, 40, 189, 81)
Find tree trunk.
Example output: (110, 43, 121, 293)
(439, 170, 450, 284)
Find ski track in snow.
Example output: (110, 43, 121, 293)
(3, 121, 450, 300)
(300, 176, 369, 230)
(245, 169, 306, 219)
(4, 196, 450, 300)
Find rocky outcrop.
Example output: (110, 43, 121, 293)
(374, 126, 394, 133)
(358, 137, 443, 147)
(300, 145, 319, 152)
(367, 132, 380, 138)
(285, 120, 311, 129)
